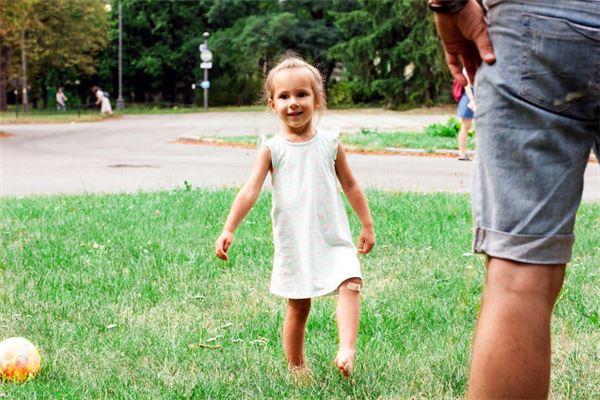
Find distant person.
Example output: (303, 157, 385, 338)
(431, 0, 599, 398)
(214, 57, 375, 382)
(92, 86, 112, 115)
(455, 69, 475, 161)
(56, 88, 67, 111)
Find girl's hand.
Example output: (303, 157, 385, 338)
(215, 231, 234, 261)
(357, 226, 375, 254)
(467, 101, 477, 112)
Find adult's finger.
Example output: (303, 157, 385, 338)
(462, 54, 480, 85)
(471, 22, 495, 64)
(458, 0, 495, 64)
(445, 50, 467, 87)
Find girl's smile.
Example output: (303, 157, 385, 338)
(269, 69, 320, 140)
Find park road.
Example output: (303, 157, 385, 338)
(1, 110, 599, 200)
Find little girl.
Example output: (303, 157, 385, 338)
(215, 57, 375, 379)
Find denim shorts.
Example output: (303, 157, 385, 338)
(457, 93, 475, 119)
(473, 0, 600, 264)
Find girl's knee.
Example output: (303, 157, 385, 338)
(340, 278, 362, 293)
(288, 298, 311, 315)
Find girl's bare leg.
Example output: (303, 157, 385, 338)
(335, 277, 362, 377)
(283, 298, 311, 369)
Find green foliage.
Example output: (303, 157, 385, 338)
(0, 0, 457, 108)
(327, 80, 354, 107)
(200, 129, 474, 152)
(425, 117, 461, 138)
(329, 0, 450, 108)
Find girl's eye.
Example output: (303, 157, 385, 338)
(279, 94, 288, 99)
(298, 92, 308, 97)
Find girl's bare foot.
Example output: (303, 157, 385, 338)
(334, 348, 356, 377)
(289, 364, 313, 386)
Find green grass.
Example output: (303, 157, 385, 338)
(116, 105, 267, 115)
(0, 110, 113, 124)
(0, 105, 267, 123)
(0, 191, 598, 399)
(199, 129, 476, 152)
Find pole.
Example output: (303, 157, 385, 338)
(20, 30, 28, 113)
(203, 34, 208, 110)
(116, 0, 125, 110)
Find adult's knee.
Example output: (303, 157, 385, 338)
(486, 257, 565, 307)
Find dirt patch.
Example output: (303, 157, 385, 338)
(173, 137, 599, 163)
(0, 131, 13, 139)
(107, 164, 159, 168)
(173, 138, 256, 150)
(172, 138, 464, 159)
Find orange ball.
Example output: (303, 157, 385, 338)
(0, 337, 41, 383)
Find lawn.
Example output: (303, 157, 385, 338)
(190, 129, 475, 153)
(0, 106, 265, 124)
(0, 191, 598, 399)
(0, 110, 113, 124)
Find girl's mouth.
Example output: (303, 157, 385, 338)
(288, 111, 303, 117)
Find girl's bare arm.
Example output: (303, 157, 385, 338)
(215, 146, 271, 260)
(335, 143, 375, 254)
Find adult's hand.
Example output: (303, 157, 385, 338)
(433, 0, 496, 86)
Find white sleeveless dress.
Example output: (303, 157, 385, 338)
(260, 129, 362, 299)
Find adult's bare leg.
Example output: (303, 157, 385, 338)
(467, 257, 565, 399)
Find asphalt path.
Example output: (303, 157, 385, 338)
(1, 110, 599, 201)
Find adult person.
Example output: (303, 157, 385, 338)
(430, 0, 599, 398)
(56, 87, 67, 111)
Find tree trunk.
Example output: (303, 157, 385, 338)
(42, 78, 48, 109)
(0, 37, 9, 111)
(20, 30, 29, 112)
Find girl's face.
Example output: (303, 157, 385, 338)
(269, 68, 319, 136)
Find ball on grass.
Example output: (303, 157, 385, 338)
(0, 337, 41, 383)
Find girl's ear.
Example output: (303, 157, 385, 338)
(268, 98, 276, 112)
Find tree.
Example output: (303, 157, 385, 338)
(0, 0, 109, 110)
(330, 0, 450, 108)
(0, 0, 30, 110)
(207, 0, 342, 105)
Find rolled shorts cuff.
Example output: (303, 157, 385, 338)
(472, 227, 574, 265)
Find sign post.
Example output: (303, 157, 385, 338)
(199, 32, 212, 110)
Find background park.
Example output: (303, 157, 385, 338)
(1, 0, 599, 399)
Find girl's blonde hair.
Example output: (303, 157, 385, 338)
(264, 56, 327, 109)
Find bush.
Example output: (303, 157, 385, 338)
(424, 117, 461, 138)
(327, 80, 354, 107)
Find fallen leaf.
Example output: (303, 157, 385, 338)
(106, 324, 118, 329)
(188, 343, 221, 349)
